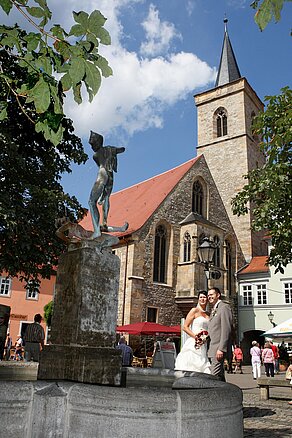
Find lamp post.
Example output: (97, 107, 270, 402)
(268, 311, 276, 327)
(197, 237, 217, 290)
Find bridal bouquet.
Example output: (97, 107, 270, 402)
(194, 330, 209, 349)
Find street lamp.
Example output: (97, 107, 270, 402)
(197, 237, 217, 290)
(268, 311, 276, 327)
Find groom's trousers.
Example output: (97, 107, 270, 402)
(209, 356, 226, 382)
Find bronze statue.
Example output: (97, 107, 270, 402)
(56, 131, 128, 247)
(88, 131, 128, 239)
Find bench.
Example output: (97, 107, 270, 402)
(257, 377, 291, 400)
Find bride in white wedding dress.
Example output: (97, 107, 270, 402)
(175, 291, 211, 374)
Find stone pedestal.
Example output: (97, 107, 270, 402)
(38, 242, 122, 385)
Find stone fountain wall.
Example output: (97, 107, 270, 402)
(0, 370, 243, 438)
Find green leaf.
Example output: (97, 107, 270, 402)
(27, 77, 51, 113)
(50, 24, 68, 39)
(45, 110, 63, 130)
(84, 61, 101, 95)
(72, 82, 82, 104)
(48, 123, 64, 146)
(24, 32, 41, 51)
(34, 0, 48, 9)
(254, 0, 285, 31)
(0, 105, 7, 120)
(86, 33, 98, 48)
(88, 10, 106, 35)
(73, 11, 89, 28)
(69, 24, 85, 37)
(96, 27, 111, 45)
(0, 0, 13, 14)
(27, 6, 45, 18)
(60, 72, 72, 92)
(69, 57, 85, 85)
(53, 40, 71, 62)
(49, 85, 63, 114)
(35, 55, 52, 75)
(95, 55, 113, 77)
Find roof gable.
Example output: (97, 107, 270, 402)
(239, 256, 269, 275)
(80, 157, 200, 236)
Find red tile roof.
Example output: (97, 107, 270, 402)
(239, 256, 269, 274)
(80, 157, 199, 237)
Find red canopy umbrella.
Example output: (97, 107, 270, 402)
(116, 321, 181, 335)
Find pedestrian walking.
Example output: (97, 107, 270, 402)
(262, 342, 274, 377)
(23, 314, 45, 362)
(270, 341, 279, 374)
(116, 336, 133, 366)
(14, 335, 23, 360)
(250, 341, 261, 379)
(233, 344, 243, 374)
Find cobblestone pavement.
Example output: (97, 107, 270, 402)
(243, 393, 292, 437)
(226, 366, 292, 437)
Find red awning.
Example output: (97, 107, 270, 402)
(116, 321, 181, 335)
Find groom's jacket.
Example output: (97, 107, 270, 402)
(208, 300, 232, 358)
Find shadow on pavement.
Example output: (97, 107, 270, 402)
(244, 428, 292, 438)
(243, 407, 275, 418)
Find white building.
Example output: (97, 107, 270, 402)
(237, 239, 292, 360)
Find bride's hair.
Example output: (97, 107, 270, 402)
(197, 290, 207, 298)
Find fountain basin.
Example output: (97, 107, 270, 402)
(0, 368, 243, 437)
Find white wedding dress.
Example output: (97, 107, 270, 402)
(174, 316, 211, 373)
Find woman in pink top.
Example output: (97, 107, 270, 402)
(262, 342, 275, 377)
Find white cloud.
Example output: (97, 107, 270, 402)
(3, 0, 216, 141)
(65, 49, 216, 138)
(140, 4, 181, 56)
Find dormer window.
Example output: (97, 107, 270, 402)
(215, 108, 227, 137)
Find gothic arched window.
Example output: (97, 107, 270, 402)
(213, 235, 220, 267)
(216, 108, 227, 137)
(153, 224, 167, 283)
(183, 232, 191, 262)
(192, 181, 203, 215)
(225, 240, 232, 293)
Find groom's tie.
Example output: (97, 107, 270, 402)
(211, 302, 219, 318)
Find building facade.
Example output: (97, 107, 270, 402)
(0, 273, 54, 345)
(2, 22, 273, 344)
(237, 239, 292, 361)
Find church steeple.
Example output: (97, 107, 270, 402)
(215, 18, 241, 87)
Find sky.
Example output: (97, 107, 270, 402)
(3, 1, 292, 207)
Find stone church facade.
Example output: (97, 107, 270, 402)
(1, 23, 268, 343)
(80, 23, 268, 333)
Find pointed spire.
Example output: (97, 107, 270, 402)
(215, 18, 241, 87)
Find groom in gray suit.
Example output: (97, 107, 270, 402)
(207, 287, 232, 381)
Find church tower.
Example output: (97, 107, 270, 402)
(194, 19, 266, 262)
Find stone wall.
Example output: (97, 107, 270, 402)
(117, 155, 245, 328)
